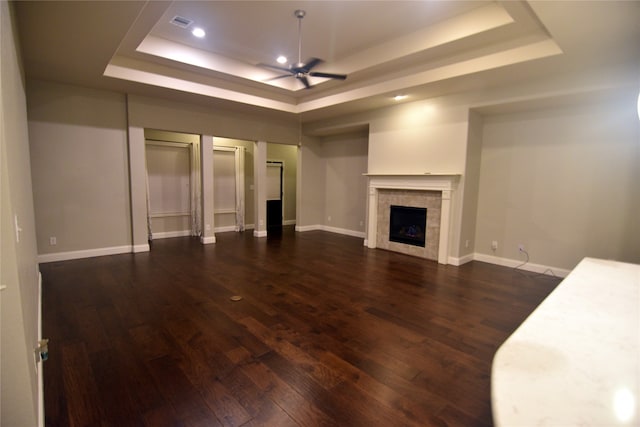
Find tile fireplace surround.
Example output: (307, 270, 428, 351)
(365, 174, 460, 264)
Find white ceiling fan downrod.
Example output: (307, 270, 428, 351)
(294, 9, 306, 68)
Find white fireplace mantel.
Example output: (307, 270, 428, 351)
(365, 173, 460, 264)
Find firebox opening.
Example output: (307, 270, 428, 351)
(389, 205, 426, 247)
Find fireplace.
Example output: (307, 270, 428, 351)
(365, 174, 460, 264)
(389, 205, 426, 247)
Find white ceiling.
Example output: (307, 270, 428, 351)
(14, 1, 640, 122)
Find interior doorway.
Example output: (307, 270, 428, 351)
(144, 129, 201, 241)
(266, 161, 283, 230)
(213, 145, 245, 232)
(266, 143, 297, 233)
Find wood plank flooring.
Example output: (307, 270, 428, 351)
(41, 227, 560, 426)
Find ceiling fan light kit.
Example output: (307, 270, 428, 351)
(259, 9, 347, 89)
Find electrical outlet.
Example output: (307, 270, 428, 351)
(518, 244, 525, 252)
(328, 215, 332, 222)
(491, 240, 498, 250)
(49, 237, 57, 246)
(465, 239, 470, 248)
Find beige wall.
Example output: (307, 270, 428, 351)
(127, 94, 299, 144)
(126, 96, 298, 239)
(25, 81, 300, 256)
(1, 1, 40, 425)
(365, 100, 471, 254)
(295, 132, 368, 235)
(367, 100, 470, 174)
(457, 110, 484, 259)
(297, 136, 325, 227)
(304, 80, 639, 270)
(146, 129, 200, 144)
(27, 79, 131, 255)
(267, 143, 297, 224)
(20, 40, 640, 274)
(322, 133, 368, 234)
(305, 99, 471, 244)
(475, 97, 640, 270)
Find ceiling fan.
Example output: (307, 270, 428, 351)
(259, 9, 347, 89)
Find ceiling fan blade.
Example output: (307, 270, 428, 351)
(264, 74, 293, 82)
(257, 63, 293, 74)
(309, 71, 347, 80)
(301, 57, 323, 72)
(298, 75, 311, 89)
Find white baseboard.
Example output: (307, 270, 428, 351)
(151, 230, 192, 239)
(132, 244, 150, 253)
(322, 225, 366, 239)
(448, 253, 474, 266)
(200, 235, 216, 244)
(295, 224, 366, 239)
(283, 219, 296, 226)
(38, 245, 133, 263)
(473, 252, 570, 278)
(214, 225, 236, 233)
(295, 224, 321, 232)
(253, 230, 267, 238)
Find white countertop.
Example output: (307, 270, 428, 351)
(492, 257, 639, 426)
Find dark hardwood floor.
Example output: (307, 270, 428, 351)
(41, 227, 560, 426)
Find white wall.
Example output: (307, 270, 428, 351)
(27, 80, 131, 257)
(475, 97, 640, 270)
(1, 1, 40, 425)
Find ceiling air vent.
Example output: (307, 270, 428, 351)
(170, 16, 193, 29)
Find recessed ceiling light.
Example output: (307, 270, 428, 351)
(276, 55, 287, 64)
(191, 27, 205, 38)
(393, 95, 408, 101)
